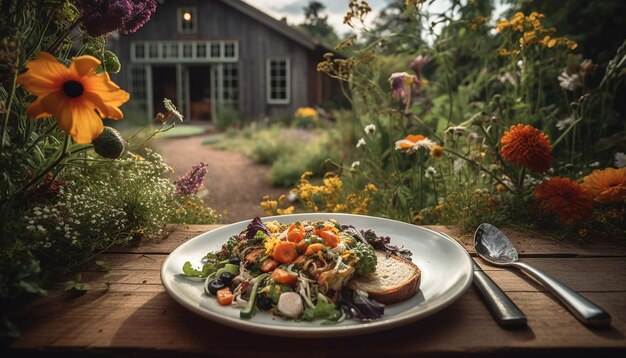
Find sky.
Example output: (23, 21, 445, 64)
(243, 1, 508, 38)
(243, 0, 410, 36)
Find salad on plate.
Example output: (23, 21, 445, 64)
(181, 217, 413, 324)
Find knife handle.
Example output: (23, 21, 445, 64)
(473, 268, 527, 327)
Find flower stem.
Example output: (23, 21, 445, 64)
(47, 15, 84, 54)
(1, 70, 18, 153)
(445, 147, 513, 192)
(16, 134, 70, 196)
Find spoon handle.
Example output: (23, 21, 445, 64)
(512, 261, 611, 326)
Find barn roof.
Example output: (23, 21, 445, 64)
(218, 0, 321, 51)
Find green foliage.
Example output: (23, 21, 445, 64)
(297, 1, 339, 48)
(310, 0, 625, 238)
(215, 106, 242, 130)
(211, 124, 340, 187)
(420, 190, 508, 230)
(0, 1, 220, 336)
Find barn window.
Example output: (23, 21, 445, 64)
(266, 57, 290, 104)
(133, 43, 145, 59)
(178, 7, 197, 34)
(129, 65, 148, 113)
(197, 43, 207, 58)
(222, 63, 239, 107)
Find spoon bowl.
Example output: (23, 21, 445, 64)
(474, 223, 611, 327)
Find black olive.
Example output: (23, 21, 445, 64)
(256, 295, 272, 311)
(229, 256, 241, 265)
(207, 279, 225, 295)
(219, 272, 234, 285)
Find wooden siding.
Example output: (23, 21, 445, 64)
(113, 0, 324, 120)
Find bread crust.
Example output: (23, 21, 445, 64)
(348, 251, 421, 304)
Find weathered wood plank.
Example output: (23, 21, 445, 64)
(8, 288, 626, 356)
(106, 225, 222, 254)
(431, 225, 626, 257)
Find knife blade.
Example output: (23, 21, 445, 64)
(439, 231, 527, 327)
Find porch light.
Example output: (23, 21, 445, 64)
(183, 11, 192, 22)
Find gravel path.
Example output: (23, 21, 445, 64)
(153, 135, 287, 223)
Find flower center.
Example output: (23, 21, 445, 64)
(63, 80, 84, 98)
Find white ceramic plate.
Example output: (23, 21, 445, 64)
(161, 213, 472, 337)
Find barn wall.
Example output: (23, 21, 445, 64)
(113, 0, 317, 121)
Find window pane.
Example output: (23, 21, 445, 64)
(224, 43, 235, 58)
(197, 43, 206, 57)
(149, 44, 158, 58)
(135, 44, 145, 58)
(210, 43, 221, 58)
(183, 44, 192, 58)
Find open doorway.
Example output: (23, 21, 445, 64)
(152, 65, 177, 116)
(188, 66, 212, 121)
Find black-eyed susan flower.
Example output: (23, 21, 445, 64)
(430, 145, 445, 159)
(17, 52, 130, 144)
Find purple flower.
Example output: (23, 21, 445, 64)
(122, 0, 158, 34)
(175, 162, 208, 196)
(388, 72, 420, 104)
(409, 54, 430, 76)
(78, 0, 157, 37)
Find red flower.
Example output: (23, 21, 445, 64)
(500, 124, 553, 173)
(534, 177, 594, 224)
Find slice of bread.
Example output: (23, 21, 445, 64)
(348, 251, 421, 304)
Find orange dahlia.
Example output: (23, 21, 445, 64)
(534, 177, 594, 224)
(500, 124, 553, 173)
(582, 167, 626, 203)
(17, 52, 130, 144)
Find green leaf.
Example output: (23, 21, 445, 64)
(96, 260, 110, 273)
(302, 293, 341, 322)
(64, 274, 90, 295)
(182, 261, 215, 278)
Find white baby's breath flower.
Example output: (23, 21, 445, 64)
(425, 166, 437, 179)
(589, 161, 600, 168)
(364, 124, 376, 134)
(351, 161, 360, 169)
(615, 152, 626, 168)
(356, 138, 366, 148)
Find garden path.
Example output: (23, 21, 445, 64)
(153, 135, 287, 223)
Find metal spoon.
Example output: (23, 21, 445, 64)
(474, 223, 611, 327)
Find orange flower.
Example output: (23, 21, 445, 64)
(500, 124, 553, 173)
(430, 145, 445, 159)
(395, 134, 436, 153)
(17, 52, 130, 144)
(582, 167, 626, 203)
(534, 177, 594, 224)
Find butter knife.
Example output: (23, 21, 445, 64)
(438, 231, 527, 327)
(472, 259, 527, 326)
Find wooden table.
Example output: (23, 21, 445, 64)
(5, 225, 626, 357)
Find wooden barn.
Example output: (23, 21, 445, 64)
(111, 0, 341, 122)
